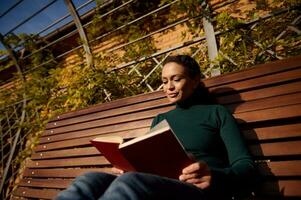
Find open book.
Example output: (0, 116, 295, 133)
(90, 120, 194, 179)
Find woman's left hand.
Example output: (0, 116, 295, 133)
(179, 161, 212, 189)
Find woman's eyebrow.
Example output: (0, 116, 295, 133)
(162, 74, 183, 79)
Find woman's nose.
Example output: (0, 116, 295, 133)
(167, 82, 175, 90)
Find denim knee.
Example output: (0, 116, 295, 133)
(100, 172, 149, 200)
(76, 172, 114, 183)
(55, 172, 116, 200)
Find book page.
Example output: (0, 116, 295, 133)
(119, 119, 170, 148)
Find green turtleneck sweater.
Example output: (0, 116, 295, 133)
(151, 101, 257, 197)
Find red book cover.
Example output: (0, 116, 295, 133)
(90, 137, 135, 172)
(91, 120, 194, 179)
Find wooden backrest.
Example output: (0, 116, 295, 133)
(12, 55, 301, 199)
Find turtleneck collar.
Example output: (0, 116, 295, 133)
(176, 89, 201, 109)
(175, 86, 214, 109)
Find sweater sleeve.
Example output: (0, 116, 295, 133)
(210, 105, 259, 197)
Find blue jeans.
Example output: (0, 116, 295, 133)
(55, 172, 207, 200)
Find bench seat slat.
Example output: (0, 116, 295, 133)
(16, 161, 301, 192)
(259, 180, 301, 197)
(13, 187, 60, 199)
(234, 104, 301, 123)
(228, 92, 301, 114)
(19, 179, 72, 189)
(208, 67, 301, 93)
(23, 168, 113, 178)
(46, 98, 169, 129)
(44, 106, 173, 135)
(47, 79, 301, 131)
(44, 93, 301, 140)
(216, 81, 301, 105)
(40, 119, 152, 144)
(243, 123, 301, 140)
(32, 140, 301, 162)
(26, 156, 110, 168)
(35, 127, 149, 152)
(258, 160, 301, 177)
(32, 140, 301, 168)
(49, 91, 165, 122)
(32, 147, 99, 160)
(250, 140, 301, 157)
(13, 180, 301, 199)
(21, 160, 301, 179)
(204, 55, 301, 87)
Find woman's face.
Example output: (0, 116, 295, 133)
(162, 62, 199, 104)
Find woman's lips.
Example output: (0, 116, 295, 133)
(167, 93, 178, 98)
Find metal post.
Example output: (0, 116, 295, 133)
(201, 1, 220, 76)
(64, 0, 94, 68)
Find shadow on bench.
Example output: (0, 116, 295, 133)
(12, 55, 301, 199)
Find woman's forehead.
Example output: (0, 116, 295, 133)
(162, 62, 187, 76)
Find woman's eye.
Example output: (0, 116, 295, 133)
(174, 78, 181, 82)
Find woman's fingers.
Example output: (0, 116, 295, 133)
(182, 175, 212, 189)
(111, 167, 124, 175)
(179, 173, 199, 181)
(180, 161, 212, 189)
(182, 161, 207, 174)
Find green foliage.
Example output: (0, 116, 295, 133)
(215, 9, 301, 74)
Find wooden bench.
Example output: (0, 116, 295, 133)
(12, 55, 301, 199)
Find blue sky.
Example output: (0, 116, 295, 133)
(0, 0, 96, 51)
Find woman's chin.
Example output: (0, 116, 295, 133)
(167, 97, 180, 104)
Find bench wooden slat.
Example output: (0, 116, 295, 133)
(35, 127, 149, 152)
(208, 67, 301, 93)
(49, 91, 165, 122)
(234, 104, 301, 123)
(204, 54, 301, 87)
(259, 180, 301, 197)
(32, 139, 301, 163)
(13, 187, 60, 200)
(21, 160, 301, 179)
(250, 141, 301, 157)
(216, 81, 301, 105)
(243, 123, 301, 140)
(258, 161, 301, 177)
(229, 92, 301, 114)
(32, 140, 301, 168)
(26, 156, 109, 168)
(19, 179, 72, 189)
(40, 119, 152, 144)
(44, 93, 301, 140)
(47, 78, 301, 131)
(32, 147, 99, 160)
(46, 97, 169, 129)
(13, 180, 301, 199)
(23, 168, 113, 178)
(44, 106, 173, 135)
(16, 161, 301, 191)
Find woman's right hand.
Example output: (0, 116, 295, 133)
(179, 161, 212, 189)
(111, 167, 124, 175)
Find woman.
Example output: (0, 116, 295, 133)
(56, 55, 257, 200)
